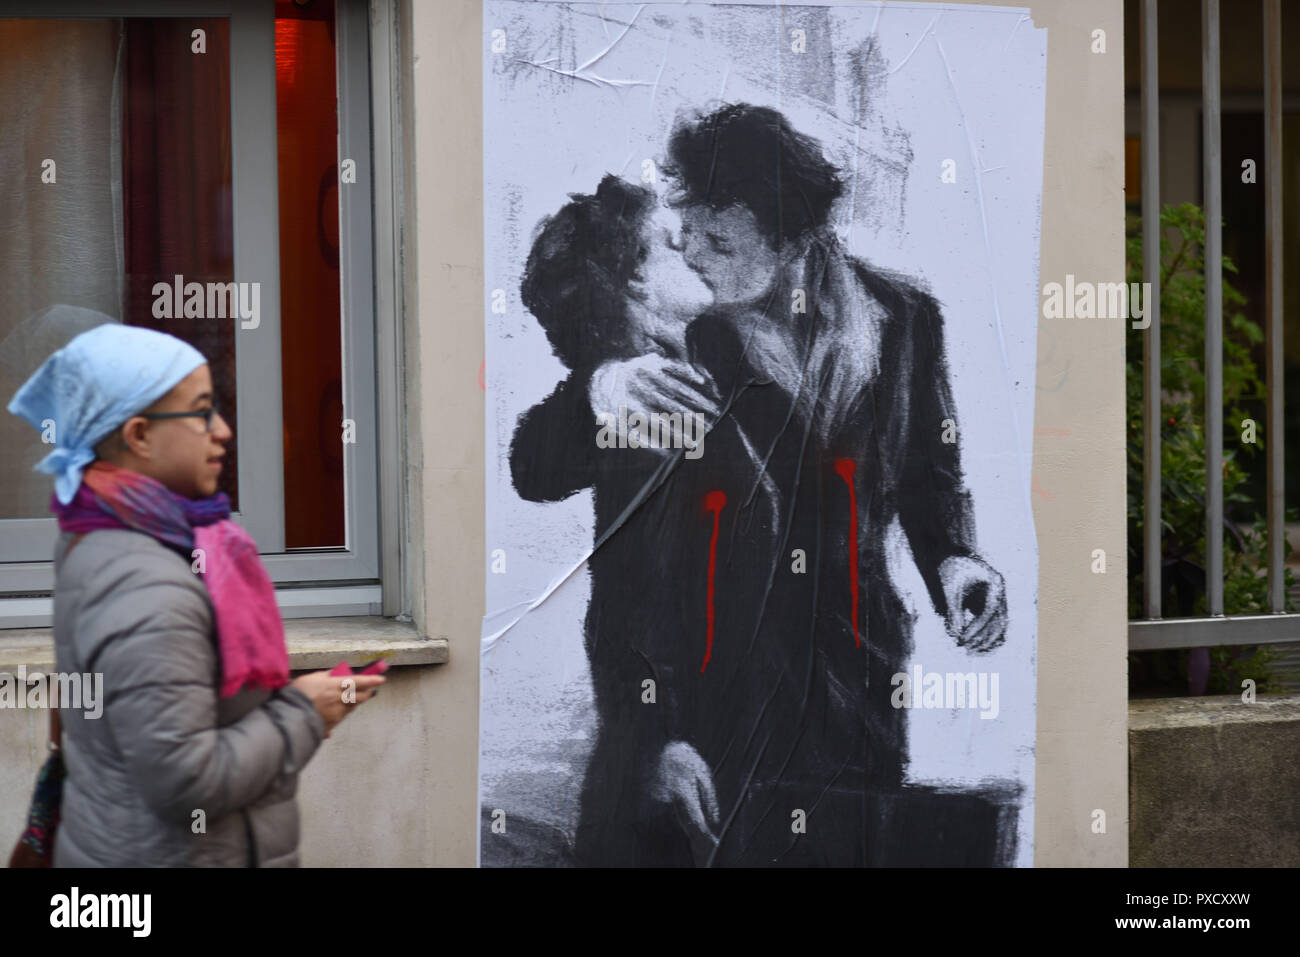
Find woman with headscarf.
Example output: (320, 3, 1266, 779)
(7, 321, 384, 867)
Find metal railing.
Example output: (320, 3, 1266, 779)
(1128, 0, 1299, 651)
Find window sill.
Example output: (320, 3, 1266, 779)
(0, 587, 387, 628)
(0, 616, 447, 672)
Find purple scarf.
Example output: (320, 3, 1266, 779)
(52, 461, 289, 698)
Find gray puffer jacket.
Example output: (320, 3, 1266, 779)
(50, 528, 325, 867)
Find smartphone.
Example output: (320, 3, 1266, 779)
(327, 659, 388, 677)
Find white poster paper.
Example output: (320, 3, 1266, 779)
(481, 0, 1045, 867)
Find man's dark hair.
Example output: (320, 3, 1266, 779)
(520, 174, 657, 369)
(664, 103, 845, 249)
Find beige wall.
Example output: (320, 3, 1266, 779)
(402, 0, 1129, 867)
(1017, 0, 1129, 865)
(402, 0, 486, 866)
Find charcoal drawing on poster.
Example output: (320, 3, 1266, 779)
(481, 0, 1045, 867)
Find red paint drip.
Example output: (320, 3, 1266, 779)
(833, 459, 860, 648)
(702, 490, 727, 673)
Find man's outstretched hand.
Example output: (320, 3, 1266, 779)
(937, 555, 1008, 652)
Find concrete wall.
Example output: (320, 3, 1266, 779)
(300, 665, 444, 866)
(1017, 0, 1129, 865)
(400, 0, 485, 866)
(1130, 694, 1300, 867)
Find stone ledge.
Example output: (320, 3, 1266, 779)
(0, 616, 448, 672)
(1129, 692, 1300, 730)
(1129, 692, 1300, 867)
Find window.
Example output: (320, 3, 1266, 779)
(0, 0, 407, 625)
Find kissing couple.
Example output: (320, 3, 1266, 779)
(511, 102, 1012, 866)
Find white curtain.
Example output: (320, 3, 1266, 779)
(0, 19, 123, 518)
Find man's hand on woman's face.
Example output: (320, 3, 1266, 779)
(588, 355, 722, 431)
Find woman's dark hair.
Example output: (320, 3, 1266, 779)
(519, 174, 658, 369)
(663, 103, 845, 249)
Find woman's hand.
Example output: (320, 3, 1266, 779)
(289, 671, 386, 739)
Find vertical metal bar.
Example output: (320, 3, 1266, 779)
(231, 0, 286, 552)
(1264, 0, 1285, 612)
(1142, 0, 1163, 619)
(1202, 0, 1224, 615)
(370, 0, 410, 617)
(337, 0, 381, 578)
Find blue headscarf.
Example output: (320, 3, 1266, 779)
(7, 320, 207, 505)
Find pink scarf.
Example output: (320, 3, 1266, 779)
(53, 461, 289, 698)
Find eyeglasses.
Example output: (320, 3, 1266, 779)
(139, 405, 221, 433)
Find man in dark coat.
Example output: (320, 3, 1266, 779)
(648, 103, 1012, 865)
